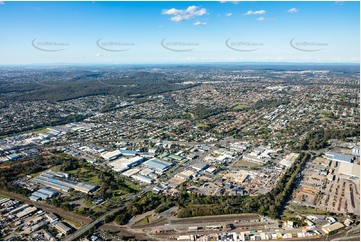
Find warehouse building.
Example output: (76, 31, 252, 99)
(73, 182, 98, 194)
(54, 221, 72, 235)
(122, 168, 140, 177)
(279, 153, 298, 167)
(325, 152, 354, 163)
(42, 170, 69, 179)
(32, 172, 97, 194)
(16, 206, 38, 218)
(32, 176, 73, 192)
(108, 156, 145, 172)
(337, 163, 360, 178)
(322, 222, 344, 234)
(132, 174, 154, 184)
(101, 150, 122, 161)
(191, 163, 208, 172)
(352, 147, 360, 157)
(144, 159, 172, 172)
(9, 204, 30, 215)
(120, 149, 137, 156)
(29, 188, 58, 201)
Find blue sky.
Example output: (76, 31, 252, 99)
(0, 1, 359, 64)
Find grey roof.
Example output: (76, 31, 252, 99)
(144, 159, 172, 171)
(326, 152, 354, 162)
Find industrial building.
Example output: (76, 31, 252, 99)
(54, 221, 72, 235)
(132, 174, 154, 184)
(322, 222, 345, 234)
(122, 168, 140, 177)
(32, 176, 72, 192)
(30, 188, 58, 201)
(42, 170, 69, 179)
(175, 170, 197, 180)
(45, 213, 59, 223)
(9, 204, 30, 215)
(108, 156, 145, 172)
(191, 163, 208, 172)
(16, 206, 38, 218)
(32, 171, 97, 194)
(279, 153, 298, 167)
(73, 182, 98, 194)
(6, 153, 21, 160)
(144, 158, 172, 172)
(337, 163, 360, 178)
(120, 149, 137, 156)
(352, 146, 360, 156)
(101, 150, 122, 161)
(325, 152, 354, 163)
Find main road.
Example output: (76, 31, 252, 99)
(64, 192, 144, 241)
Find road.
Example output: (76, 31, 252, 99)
(64, 192, 143, 241)
(64, 206, 124, 241)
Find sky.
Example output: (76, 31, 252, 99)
(0, 1, 359, 64)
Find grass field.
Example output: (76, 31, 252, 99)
(317, 110, 334, 117)
(196, 123, 209, 129)
(289, 204, 329, 215)
(232, 160, 261, 169)
(67, 167, 101, 186)
(134, 216, 151, 226)
(232, 104, 249, 111)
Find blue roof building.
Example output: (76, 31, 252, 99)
(120, 150, 137, 156)
(6, 153, 20, 160)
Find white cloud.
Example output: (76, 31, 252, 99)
(194, 21, 207, 26)
(95, 53, 111, 57)
(244, 10, 266, 15)
(226, 12, 233, 17)
(162, 5, 207, 22)
(257, 17, 274, 21)
(220, 1, 239, 4)
(288, 8, 298, 13)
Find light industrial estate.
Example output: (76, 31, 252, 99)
(0, 64, 359, 241)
